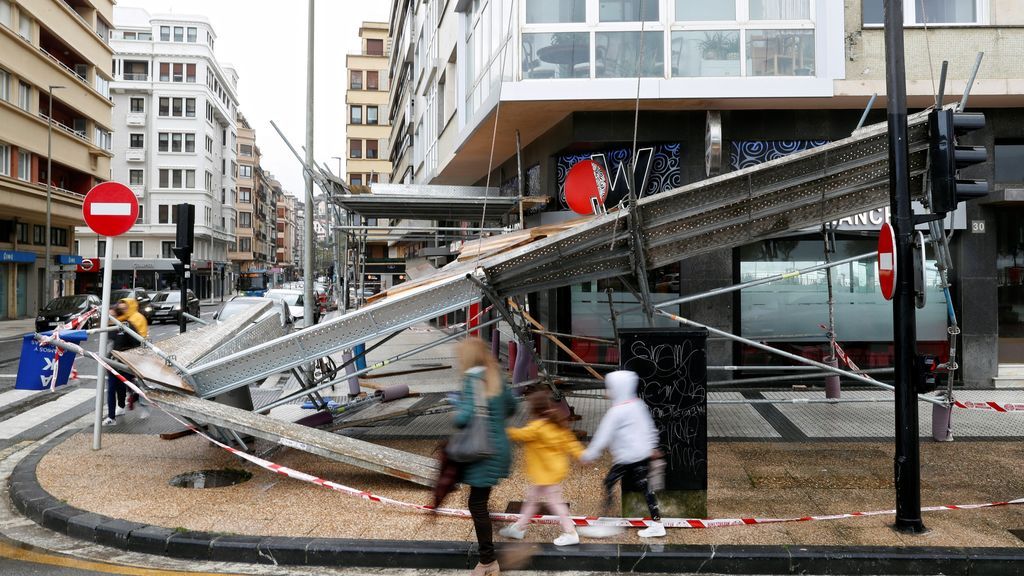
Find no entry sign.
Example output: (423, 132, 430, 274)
(82, 182, 138, 237)
(878, 222, 897, 300)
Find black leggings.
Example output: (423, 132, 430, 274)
(468, 486, 494, 564)
(602, 459, 661, 521)
(106, 372, 129, 420)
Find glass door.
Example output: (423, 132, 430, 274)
(997, 208, 1024, 363)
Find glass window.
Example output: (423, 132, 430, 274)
(599, 0, 658, 22)
(596, 31, 663, 78)
(350, 139, 362, 159)
(671, 31, 741, 77)
(185, 133, 195, 153)
(160, 26, 170, 41)
(185, 170, 195, 188)
(172, 170, 182, 188)
(366, 106, 378, 125)
(366, 38, 384, 56)
(366, 71, 378, 90)
(129, 241, 143, 258)
(159, 97, 169, 116)
(239, 165, 252, 178)
(0, 68, 9, 101)
(350, 70, 362, 90)
(995, 143, 1024, 183)
(366, 140, 378, 159)
(130, 133, 144, 148)
(350, 106, 362, 124)
(746, 29, 815, 76)
(350, 174, 363, 186)
(676, 0, 735, 20)
(187, 27, 197, 42)
(159, 62, 169, 82)
(526, 0, 585, 23)
(864, 0, 979, 25)
(0, 0, 10, 28)
(17, 81, 30, 111)
(172, 98, 182, 116)
(522, 33, 590, 79)
(185, 98, 196, 117)
(95, 239, 105, 254)
(130, 97, 144, 112)
(158, 132, 169, 151)
(129, 169, 143, 185)
(0, 143, 9, 176)
(18, 12, 30, 40)
(161, 240, 174, 257)
(749, 0, 811, 19)
(17, 150, 29, 180)
(173, 26, 183, 42)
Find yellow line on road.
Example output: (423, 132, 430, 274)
(0, 540, 242, 576)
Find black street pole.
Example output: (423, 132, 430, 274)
(179, 266, 188, 334)
(883, 0, 925, 533)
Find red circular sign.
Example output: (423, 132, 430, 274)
(878, 222, 897, 301)
(564, 159, 609, 215)
(82, 182, 139, 237)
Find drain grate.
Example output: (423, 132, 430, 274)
(169, 469, 252, 489)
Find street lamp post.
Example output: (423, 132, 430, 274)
(45, 85, 66, 305)
(330, 156, 343, 178)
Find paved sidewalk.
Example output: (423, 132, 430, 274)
(0, 319, 35, 341)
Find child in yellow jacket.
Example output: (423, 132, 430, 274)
(500, 390, 585, 546)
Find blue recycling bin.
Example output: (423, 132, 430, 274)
(353, 343, 367, 371)
(16, 330, 88, 390)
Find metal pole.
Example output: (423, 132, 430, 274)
(45, 85, 64, 305)
(516, 129, 525, 228)
(855, 93, 878, 132)
(92, 237, 114, 450)
(884, 0, 925, 533)
(303, 0, 315, 337)
(956, 52, 985, 113)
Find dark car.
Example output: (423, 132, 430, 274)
(149, 289, 200, 324)
(110, 288, 153, 320)
(35, 294, 101, 332)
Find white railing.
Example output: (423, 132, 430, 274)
(122, 73, 148, 81)
(38, 113, 90, 143)
(38, 46, 88, 84)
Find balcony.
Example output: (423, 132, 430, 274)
(129, 184, 144, 196)
(122, 73, 149, 81)
(125, 148, 145, 162)
(126, 113, 145, 127)
(38, 113, 90, 144)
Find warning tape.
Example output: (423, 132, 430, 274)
(66, 346, 1024, 530)
(44, 308, 98, 391)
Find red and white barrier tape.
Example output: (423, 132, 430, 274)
(71, 347, 1024, 530)
(44, 308, 97, 391)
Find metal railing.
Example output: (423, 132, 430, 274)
(122, 73, 149, 81)
(38, 46, 87, 83)
(38, 113, 90, 143)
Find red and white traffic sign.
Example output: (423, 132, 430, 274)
(564, 159, 609, 215)
(82, 182, 139, 237)
(878, 222, 897, 300)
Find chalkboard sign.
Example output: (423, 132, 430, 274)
(619, 328, 708, 491)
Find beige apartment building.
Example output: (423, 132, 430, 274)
(230, 112, 258, 274)
(276, 192, 296, 282)
(0, 0, 115, 318)
(346, 21, 391, 187)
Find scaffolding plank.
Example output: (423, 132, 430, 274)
(147, 390, 439, 486)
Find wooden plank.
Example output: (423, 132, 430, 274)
(509, 300, 604, 381)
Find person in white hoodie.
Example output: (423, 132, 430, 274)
(577, 370, 665, 538)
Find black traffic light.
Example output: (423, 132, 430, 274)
(928, 108, 989, 215)
(175, 203, 196, 251)
(171, 246, 191, 265)
(914, 354, 941, 394)
(171, 261, 185, 277)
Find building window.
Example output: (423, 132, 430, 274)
(366, 38, 384, 56)
(205, 135, 214, 153)
(0, 0, 11, 28)
(863, 0, 981, 25)
(745, 29, 814, 77)
(32, 225, 45, 245)
(350, 106, 362, 125)
(160, 26, 170, 41)
(17, 81, 30, 111)
(366, 71, 379, 91)
(17, 150, 29, 181)
(50, 227, 67, 247)
(350, 139, 362, 159)
(173, 26, 183, 42)
(0, 68, 9, 102)
(129, 169, 143, 185)
(96, 239, 106, 255)
(130, 133, 144, 148)
(137, 204, 144, 223)
(18, 12, 30, 40)
(366, 106, 378, 125)
(350, 70, 362, 90)
(129, 241, 143, 258)
(16, 222, 27, 243)
(522, 33, 590, 79)
(995, 142, 1024, 183)
(158, 97, 196, 117)
(366, 139, 378, 159)
(0, 142, 8, 176)
(159, 169, 196, 189)
(350, 174, 363, 186)
(161, 241, 174, 258)
(205, 170, 214, 191)
(239, 165, 252, 178)
(187, 27, 197, 42)
(526, 0, 586, 23)
(239, 187, 251, 202)
(130, 97, 144, 112)
(239, 212, 252, 228)
(239, 144, 253, 156)
(239, 238, 251, 252)
(596, 31, 663, 78)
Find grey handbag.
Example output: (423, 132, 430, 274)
(446, 376, 494, 463)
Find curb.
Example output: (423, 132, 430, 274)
(9, 435, 1024, 574)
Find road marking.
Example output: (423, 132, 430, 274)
(0, 539, 239, 576)
(0, 389, 38, 407)
(0, 389, 94, 440)
(89, 202, 132, 216)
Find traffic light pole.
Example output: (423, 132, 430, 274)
(884, 0, 925, 533)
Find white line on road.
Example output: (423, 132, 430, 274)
(0, 389, 95, 440)
(0, 389, 38, 408)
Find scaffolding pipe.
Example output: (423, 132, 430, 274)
(335, 225, 507, 232)
(708, 365, 893, 372)
(708, 368, 894, 387)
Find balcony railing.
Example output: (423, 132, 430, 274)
(34, 181, 85, 199)
(38, 113, 90, 143)
(38, 46, 88, 84)
(122, 73, 149, 81)
(125, 148, 145, 162)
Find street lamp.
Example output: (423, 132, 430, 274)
(45, 85, 66, 304)
(330, 156, 343, 178)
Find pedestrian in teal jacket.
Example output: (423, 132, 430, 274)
(452, 338, 517, 576)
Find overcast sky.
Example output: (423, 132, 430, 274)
(116, 0, 390, 198)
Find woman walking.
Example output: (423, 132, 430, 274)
(452, 338, 517, 576)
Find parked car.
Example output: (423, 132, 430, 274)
(214, 296, 292, 329)
(35, 294, 102, 332)
(265, 288, 318, 328)
(149, 289, 200, 324)
(109, 288, 153, 320)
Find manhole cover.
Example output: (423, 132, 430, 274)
(169, 469, 252, 489)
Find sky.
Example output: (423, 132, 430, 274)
(116, 0, 390, 197)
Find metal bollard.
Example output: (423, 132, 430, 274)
(931, 402, 954, 442)
(824, 355, 841, 399)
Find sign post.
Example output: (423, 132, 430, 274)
(82, 182, 139, 450)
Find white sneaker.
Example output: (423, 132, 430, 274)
(498, 524, 526, 540)
(577, 525, 624, 538)
(101, 417, 117, 426)
(553, 531, 580, 546)
(637, 522, 666, 538)
(114, 406, 125, 416)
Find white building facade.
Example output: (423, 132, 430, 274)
(75, 6, 238, 299)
